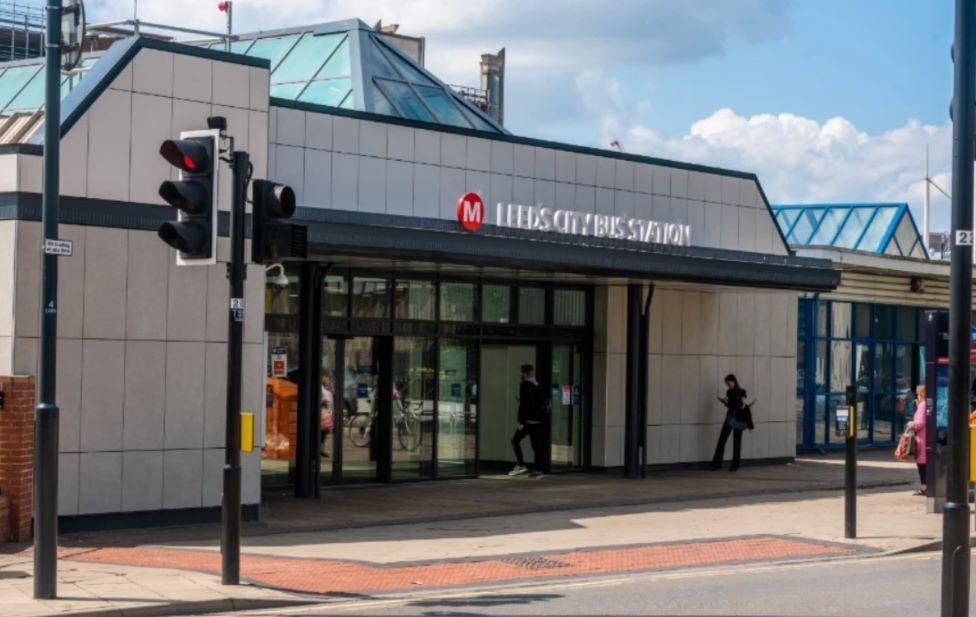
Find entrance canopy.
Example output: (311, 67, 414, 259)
(298, 208, 840, 292)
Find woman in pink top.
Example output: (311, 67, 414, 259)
(910, 384, 927, 495)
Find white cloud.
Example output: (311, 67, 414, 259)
(87, 0, 791, 84)
(575, 71, 951, 231)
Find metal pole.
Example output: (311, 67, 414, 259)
(924, 145, 931, 255)
(844, 385, 857, 539)
(943, 1, 974, 614)
(226, 2, 232, 53)
(221, 150, 247, 585)
(623, 284, 641, 478)
(33, 0, 61, 600)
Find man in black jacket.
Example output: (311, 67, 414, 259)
(509, 364, 546, 478)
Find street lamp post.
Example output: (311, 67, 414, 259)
(33, 0, 62, 600)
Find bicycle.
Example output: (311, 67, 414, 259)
(346, 390, 425, 452)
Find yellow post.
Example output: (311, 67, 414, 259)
(970, 426, 976, 483)
(240, 412, 254, 453)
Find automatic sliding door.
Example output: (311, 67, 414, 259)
(391, 337, 436, 480)
(438, 339, 478, 477)
(342, 337, 380, 482)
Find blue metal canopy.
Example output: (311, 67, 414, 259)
(770, 203, 928, 259)
(209, 19, 506, 134)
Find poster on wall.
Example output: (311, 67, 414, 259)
(561, 384, 571, 405)
(271, 347, 288, 378)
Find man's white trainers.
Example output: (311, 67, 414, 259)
(507, 465, 529, 476)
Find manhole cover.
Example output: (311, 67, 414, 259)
(501, 555, 570, 570)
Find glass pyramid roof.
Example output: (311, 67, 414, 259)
(210, 19, 506, 134)
(771, 203, 928, 259)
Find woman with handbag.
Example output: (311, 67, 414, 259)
(908, 384, 927, 496)
(710, 374, 754, 472)
(320, 370, 336, 458)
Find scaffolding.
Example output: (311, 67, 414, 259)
(0, 1, 44, 62)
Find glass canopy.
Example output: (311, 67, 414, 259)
(210, 19, 505, 133)
(771, 203, 928, 259)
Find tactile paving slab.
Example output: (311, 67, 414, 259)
(62, 535, 858, 596)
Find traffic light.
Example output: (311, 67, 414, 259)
(251, 179, 307, 263)
(157, 129, 220, 265)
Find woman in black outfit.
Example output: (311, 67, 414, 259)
(711, 374, 754, 471)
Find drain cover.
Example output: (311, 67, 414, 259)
(501, 555, 570, 570)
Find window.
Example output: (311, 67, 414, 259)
(415, 85, 471, 128)
(854, 304, 871, 339)
(440, 283, 475, 322)
(265, 267, 300, 315)
(808, 208, 848, 245)
(856, 207, 897, 252)
(553, 289, 586, 326)
(481, 285, 510, 323)
(352, 277, 389, 318)
(273, 33, 345, 83)
(394, 280, 435, 320)
(246, 34, 301, 71)
(374, 78, 434, 122)
(298, 78, 352, 106)
(322, 275, 348, 317)
(830, 302, 851, 338)
(518, 288, 546, 324)
(832, 207, 874, 249)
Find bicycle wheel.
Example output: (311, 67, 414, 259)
(348, 413, 373, 448)
(397, 414, 423, 452)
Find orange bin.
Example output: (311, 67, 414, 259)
(264, 378, 298, 460)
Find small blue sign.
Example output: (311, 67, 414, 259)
(357, 383, 369, 398)
(451, 383, 462, 397)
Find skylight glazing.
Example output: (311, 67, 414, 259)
(771, 203, 927, 259)
(221, 20, 505, 133)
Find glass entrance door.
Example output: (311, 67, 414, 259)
(319, 336, 383, 484)
(478, 343, 540, 472)
(551, 344, 584, 468)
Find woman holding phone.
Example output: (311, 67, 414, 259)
(710, 374, 753, 472)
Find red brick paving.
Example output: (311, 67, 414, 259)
(62, 535, 854, 595)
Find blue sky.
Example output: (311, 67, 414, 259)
(605, 1, 953, 138)
(90, 0, 957, 229)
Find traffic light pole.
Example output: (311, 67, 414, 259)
(221, 150, 248, 585)
(34, 0, 62, 600)
(942, 1, 974, 614)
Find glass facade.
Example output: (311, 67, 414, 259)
(796, 298, 925, 450)
(264, 269, 591, 489)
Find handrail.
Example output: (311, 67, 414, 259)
(87, 19, 238, 42)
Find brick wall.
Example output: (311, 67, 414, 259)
(0, 376, 34, 542)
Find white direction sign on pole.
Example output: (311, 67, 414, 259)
(42, 239, 73, 256)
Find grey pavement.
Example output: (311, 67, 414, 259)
(0, 452, 944, 616)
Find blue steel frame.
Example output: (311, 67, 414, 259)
(772, 203, 929, 259)
(797, 297, 925, 452)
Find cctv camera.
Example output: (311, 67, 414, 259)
(267, 263, 289, 289)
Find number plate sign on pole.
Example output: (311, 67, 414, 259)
(34, 0, 64, 600)
(943, 0, 974, 614)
